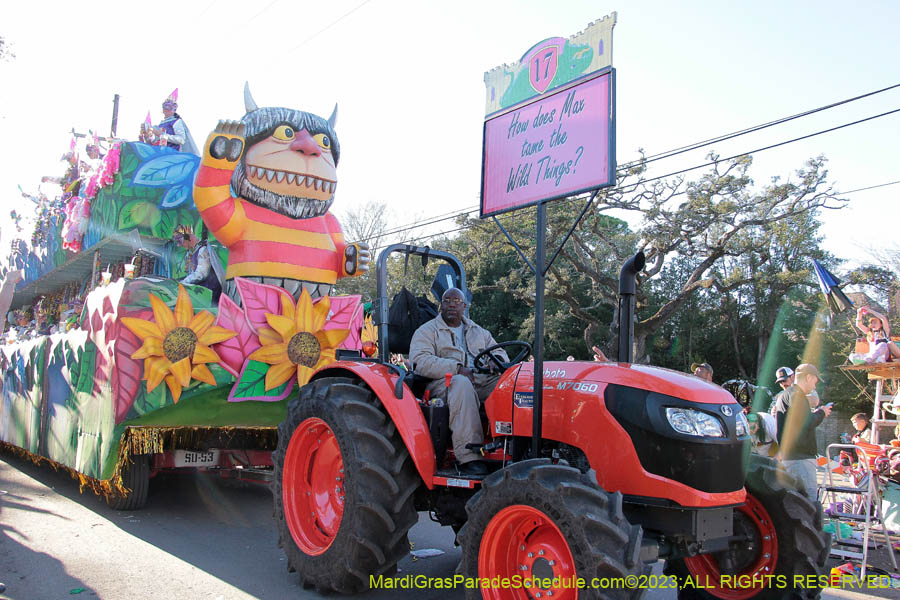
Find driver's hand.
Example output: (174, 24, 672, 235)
(458, 366, 475, 383)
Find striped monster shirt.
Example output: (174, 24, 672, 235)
(194, 164, 350, 285)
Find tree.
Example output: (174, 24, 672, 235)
(451, 153, 847, 364)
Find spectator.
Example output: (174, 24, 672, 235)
(409, 287, 508, 476)
(769, 366, 794, 415)
(774, 363, 832, 497)
(855, 306, 900, 361)
(747, 412, 778, 457)
(592, 345, 609, 362)
(691, 362, 714, 383)
(850, 413, 872, 444)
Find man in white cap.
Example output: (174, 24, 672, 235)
(768, 366, 794, 415)
(774, 363, 832, 497)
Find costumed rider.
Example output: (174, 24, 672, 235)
(409, 287, 508, 477)
(143, 88, 199, 155)
(173, 224, 224, 302)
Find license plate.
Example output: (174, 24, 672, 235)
(174, 449, 220, 468)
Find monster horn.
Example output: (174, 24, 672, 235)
(328, 104, 338, 129)
(244, 82, 259, 113)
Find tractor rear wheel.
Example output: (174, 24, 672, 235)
(458, 459, 648, 599)
(666, 454, 829, 599)
(272, 377, 419, 594)
(106, 454, 150, 510)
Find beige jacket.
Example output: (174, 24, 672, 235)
(409, 314, 508, 379)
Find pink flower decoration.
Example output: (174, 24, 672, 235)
(212, 294, 261, 377)
(234, 277, 294, 334)
(323, 295, 364, 350)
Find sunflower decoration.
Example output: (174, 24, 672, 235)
(121, 285, 236, 402)
(249, 289, 350, 390)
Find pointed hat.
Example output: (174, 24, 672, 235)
(163, 88, 178, 109)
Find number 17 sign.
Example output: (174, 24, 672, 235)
(480, 16, 617, 217)
(480, 68, 615, 218)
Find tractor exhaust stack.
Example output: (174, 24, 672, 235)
(617, 251, 645, 363)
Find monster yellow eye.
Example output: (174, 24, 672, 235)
(272, 125, 295, 141)
(313, 133, 331, 150)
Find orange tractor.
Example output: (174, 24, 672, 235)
(272, 245, 829, 599)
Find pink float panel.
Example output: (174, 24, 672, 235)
(481, 69, 615, 217)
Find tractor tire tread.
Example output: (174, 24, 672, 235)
(273, 377, 419, 594)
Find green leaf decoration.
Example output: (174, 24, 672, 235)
(74, 343, 97, 395)
(230, 360, 292, 401)
(146, 204, 162, 231)
(118, 200, 153, 229)
(152, 209, 179, 239)
(121, 153, 139, 175)
(133, 383, 167, 416)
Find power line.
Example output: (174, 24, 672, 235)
(645, 107, 900, 186)
(377, 177, 899, 252)
(839, 180, 900, 196)
(637, 82, 900, 166)
(367, 105, 900, 249)
(360, 87, 900, 245)
(285, 0, 373, 55)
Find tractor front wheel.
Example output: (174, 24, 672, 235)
(666, 454, 829, 599)
(458, 459, 648, 599)
(272, 377, 419, 594)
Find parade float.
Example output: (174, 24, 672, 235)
(0, 85, 368, 509)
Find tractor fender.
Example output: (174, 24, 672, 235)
(312, 362, 436, 488)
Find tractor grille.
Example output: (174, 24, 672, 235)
(604, 384, 748, 494)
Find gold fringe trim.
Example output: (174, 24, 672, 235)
(0, 440, 119, 498)
(1, 425, 278, 502)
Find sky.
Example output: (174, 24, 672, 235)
(1, 0, 898, 276)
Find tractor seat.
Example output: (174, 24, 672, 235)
(403, 371, 432, 399)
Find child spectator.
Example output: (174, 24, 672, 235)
(855, 306, 900, 361)
(850, 413, 872, 444)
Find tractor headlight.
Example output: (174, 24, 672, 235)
(665, 407, 726, 438)
(735, 412, 749, 437)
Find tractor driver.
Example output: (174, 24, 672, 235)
(410, 287, 508, 477)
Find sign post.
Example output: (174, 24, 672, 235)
(480, 14, 617, 457)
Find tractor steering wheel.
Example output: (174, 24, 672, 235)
(473, 341, 532, 374)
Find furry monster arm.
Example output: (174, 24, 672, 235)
(193, 122, 247, 247)
(324, 213, 370, 278)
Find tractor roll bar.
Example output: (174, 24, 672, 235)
(375, 244, 467, 364)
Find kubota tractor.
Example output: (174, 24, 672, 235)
(271, 244, 829, 599)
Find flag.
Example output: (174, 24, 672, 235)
(812, 259, 853, 315)
(144, 111, 152, 126)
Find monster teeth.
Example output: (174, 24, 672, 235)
(313, 178, 320, 191)
(286, 173, 296, 185)
(296, 176, 306, 187)
(247, 166, 256, 177)
(275, 170, 285, 183)
(265, 169, 275, 181)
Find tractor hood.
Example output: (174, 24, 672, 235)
(491, 360, 749, 507)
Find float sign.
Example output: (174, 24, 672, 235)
(480, 15, 616, 218)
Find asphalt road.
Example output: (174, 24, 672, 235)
(0, 453, 888, 600)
